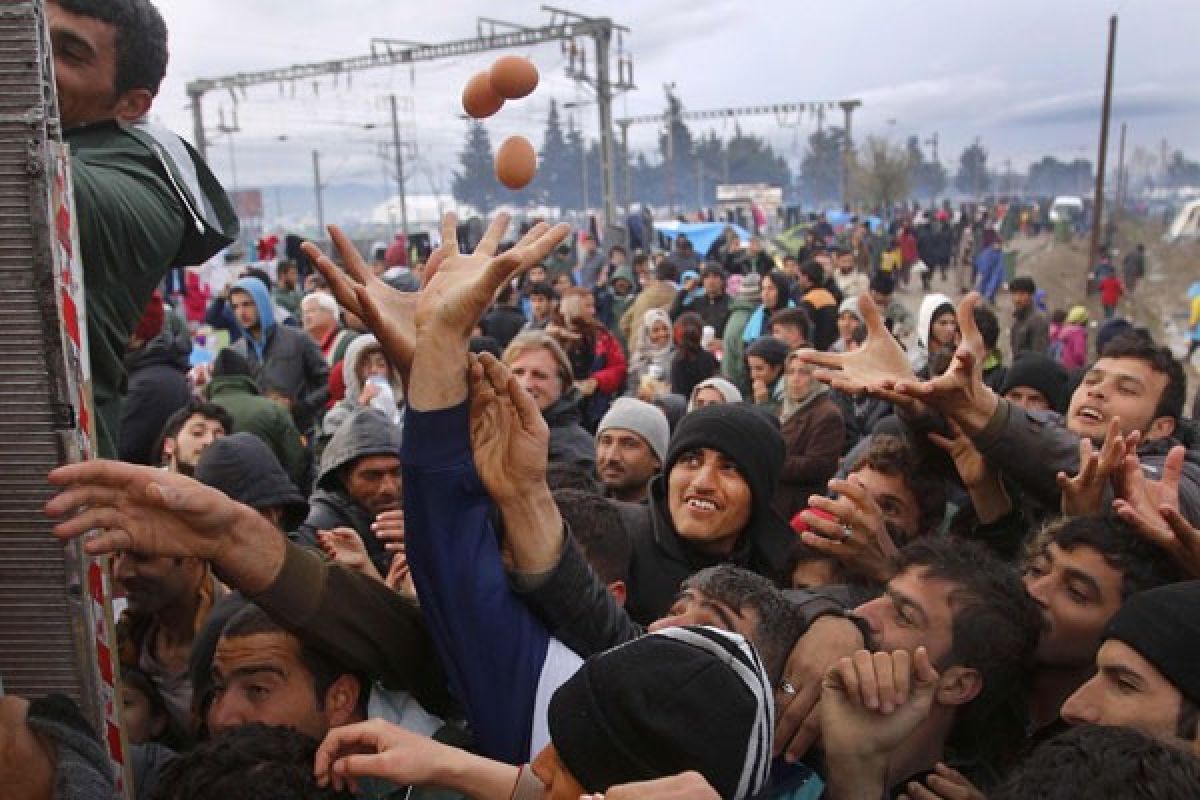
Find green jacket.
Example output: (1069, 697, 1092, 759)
(205, 374, 309, 489)
(721, 297, 758, 394)
(70, 122, 237, 458)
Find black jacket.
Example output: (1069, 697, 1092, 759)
(118, 332, 191, 465)
(670, 290, 731, 338)
(516, 474, 794, 658)
(544, 389, 596, 470)
(293, 408, 402, 575)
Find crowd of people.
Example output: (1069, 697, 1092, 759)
(9, 2, 1200, 800)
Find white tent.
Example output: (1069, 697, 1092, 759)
(1166, 199, 1200, 241)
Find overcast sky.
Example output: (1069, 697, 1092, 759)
(146, 0, 1200, 196)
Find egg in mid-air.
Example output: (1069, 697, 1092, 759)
(495, 135, 537, 189)
(489, 56, 539, 100)
(462, 71, 504, 119)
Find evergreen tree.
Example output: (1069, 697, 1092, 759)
(536, 100, 571, 211)
(1027, 156, 1094, 197)
(658, 90, 696, 213)
(452, 121, 497, 214)
(1165, 150, 1200, 188)
(725, 126, 791, 190)
(564, 117, 586, 212)
(799, 127, 847, 205)
(906, 135, 947, 201)
(955, 140, 990, 197)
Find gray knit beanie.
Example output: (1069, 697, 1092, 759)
(596, 397, 670, 465)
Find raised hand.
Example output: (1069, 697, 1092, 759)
(468, 352, 549, 506)
(317, 528, 383, 584)
(1056, 417, 1134, 517)
(44, 460, 282, 594)
(414, 213, 569, 341)
(795, 293, 913, 394)
(899, 763, 986, 800)
(892, 293, 998, 436)
(929, 418, 991, 490)
(1113, 445, 1200, 577)
(301, 226, 428, 380)
(820, 646, 940, 759)
(799, 478, 900, 583)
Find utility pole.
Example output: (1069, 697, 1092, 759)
(187, 8, 635, 231)
(1115, 122, 1127, 223)
(388, 94, 409, 234)
(1087, 15, 1117, 288)
(924, 132, 939, 164)
(839, 99, 862, 210)
(312, 150, 325, 239)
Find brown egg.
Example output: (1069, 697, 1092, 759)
(489, 56, 539, 100)
(495, 135, 537, 190)
(462, 71, 504, 119)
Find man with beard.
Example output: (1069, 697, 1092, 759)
(295, 407, 403, 578)
(594, 398, 669, 504)
(156, 399, 232, 477)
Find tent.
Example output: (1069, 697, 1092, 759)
(654, 221, 751, 257)
(1166, 199, 1200, 242)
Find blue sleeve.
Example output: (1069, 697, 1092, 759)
(401, 402, 550, 764)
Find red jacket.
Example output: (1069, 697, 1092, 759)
(1099, 276, 1124, 307)
(900, 230, 919, 265)
(590, 326, 628, 395)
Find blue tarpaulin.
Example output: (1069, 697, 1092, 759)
(654, 221, 752, 256)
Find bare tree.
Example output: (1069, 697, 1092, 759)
(852, 136, 912, 211)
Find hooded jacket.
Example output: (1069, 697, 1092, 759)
(543, 388, 596, 470)
(720, 295, 759, 393)
(910, 292, 955, 375)
(519, 404, 795, 639)
(118, 331, 192, 465)
(229, 276, 330, 430)
(295, 407, 403, 574)
(194, 432, 308, 531)
(322, 334, 406, 446)
(204, 373, 309, 490)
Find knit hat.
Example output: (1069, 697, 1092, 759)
(548, 626, 774, 799)
(597, 397, 671, 465)
(1066, 305, 1090, 326)
(665, 403, 784, 528)
(701, 262, 728, 281)
(1104, 580, 1200, 704)
(687, 377, 744, 411)
(738, 272, 762, 301)
(211, 347, 253, 378)
(25, 695, 118, 800)
(1009, 276, 1036, 294)
(195, 432, 308, 530)
(869, 271, 895, 295)
(133, 290, 165, 342)
(999, 352, 1069, 413)
(745, 335, 790, 367)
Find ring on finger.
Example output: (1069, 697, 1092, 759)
(780, 681, 798, 696)
(841, 523, 854, 542)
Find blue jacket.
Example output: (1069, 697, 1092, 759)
(230, 277, 277, 360)
(402, 402, 581, 764)
(974, 246, 1005, 302)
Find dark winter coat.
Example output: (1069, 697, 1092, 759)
(543, 389, 596, 471)
(204, 373, 309, 490)
(773, 391, 846, 520)
(229, 277, 329, 430)
(118, 332, 192, 465)
(294, 407, 402, 575)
